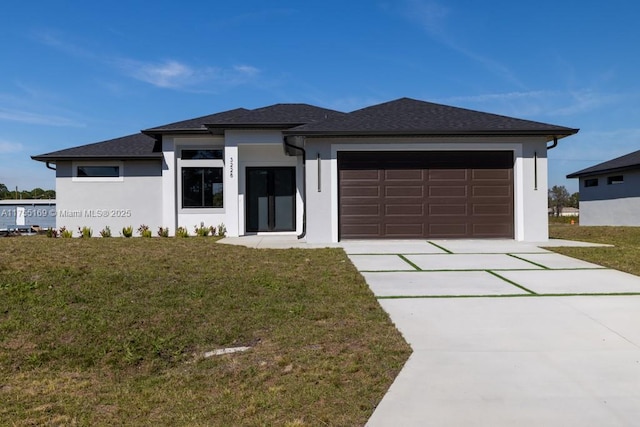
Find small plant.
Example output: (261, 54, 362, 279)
(194, 222, 210, 237)
(99, 226, 112, 238)
(138, 224, 152, 238)
(175, 226, 189, 238)
(46, 228, 58, 238)
(157, 227, 170, 237)
(59, 226, 73, 238)
(79, 226, 93, 238)
(217, 223, 227, 237)
(121, 226, 133, 238)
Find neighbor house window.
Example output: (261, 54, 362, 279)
(178, 147, 224, 210)
(607, 175, 624, 185)
(584, 178, 598, 187)
(182, 167, 223, 208)
(72, 161, 124, 182)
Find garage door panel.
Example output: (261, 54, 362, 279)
(340, 169, 381, 181)
(429, 169, 468, 181)
(429, 204, 467, 216)
(385, 223, 425, 237)
(342, 204, 380, 216)
(384, 169, 423, 181)
(341, 224, 381, 237)
(472, 185, 512, 197)
(385, 204, 424, 215)
(473, 223, 513, 237)
(385, 186, 424, 197)
(428, 223, 468, 237)
(341, 186, 380, 197)
(338, 151, 513, 239)
(472, 169, 512, 180)
(429, 186, 468, 197)
(473, 204, 511, 215)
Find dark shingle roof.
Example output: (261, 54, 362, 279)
(285, 98, 579, 139)
(567, 149, 640, 178)
(32, 98, 579, 162)
(32, 133, 161, 161)
(204, 104, 345, 128)
(143, 108, 250, 132)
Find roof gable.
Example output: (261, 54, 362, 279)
(567, 149, 640, 178)
(286, 97, 578, 138)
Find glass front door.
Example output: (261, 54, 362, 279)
(246, 167, 296, 232)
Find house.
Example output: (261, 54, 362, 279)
(32, 98, 578, 242)
(567, 149, 640, 226)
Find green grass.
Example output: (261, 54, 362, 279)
(0, 238, 410, 426)
(549, 224, 640, 276)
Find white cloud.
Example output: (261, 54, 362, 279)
(0, 108, 84, 127)
(234, 65, 260, 77)
(0, 139, 24, 153)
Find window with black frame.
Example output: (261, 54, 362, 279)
(182, 167, 223, 208)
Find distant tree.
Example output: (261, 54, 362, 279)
(548, 185, 570, 216)
(0, 183, 55, 199)
(568, 192, 579, 208)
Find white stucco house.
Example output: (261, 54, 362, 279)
(567, 149, 640, 226)
(32, 98, 578, 242)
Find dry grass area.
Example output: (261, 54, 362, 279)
(0, 238, 410, 426)
(549, 224, 640, 276)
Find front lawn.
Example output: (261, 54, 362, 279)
(549, 224, 640, 276)
(0, 238, 410, 426)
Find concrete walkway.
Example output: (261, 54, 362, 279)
(343, 240, 640, 427)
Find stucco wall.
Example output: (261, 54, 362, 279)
(580, 197, 640, 226)
(578, 169, 640, 225)
(55, 160, 162, 236)
(304, 136, 550, 243)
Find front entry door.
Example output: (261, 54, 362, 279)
(246, 167, 296, 232)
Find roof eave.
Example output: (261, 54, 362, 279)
(567, 164, 640, 179)
(31, 154, 163, 162)
(283, 129, 579, 139)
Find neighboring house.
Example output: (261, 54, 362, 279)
(567, 149, 640, 226)
(0, 200, 56, 230)
(32, 98, 578, 242)
(559, 207, 579, 217)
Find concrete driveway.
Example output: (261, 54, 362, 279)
(341, 240, 640, 427)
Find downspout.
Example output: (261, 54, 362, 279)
(284, 136, 307, 239)
(46, 162, 56, 171)
(547, 136, 558, 150)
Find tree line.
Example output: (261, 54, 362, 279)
(548, 185, 578, 216)
(0, 183, 55, 200)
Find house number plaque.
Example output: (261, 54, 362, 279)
(229, 157, 234, 178)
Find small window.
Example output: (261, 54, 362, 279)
(77, 166, 120, 177)
(584, 178, 598, 187)
(607, 175, 624, 185)
(181, 149, 223, 160)
(72, 162, 123, 182)
(182, 167, 223, 208)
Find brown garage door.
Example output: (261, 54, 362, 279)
(338, 151, 514, 239)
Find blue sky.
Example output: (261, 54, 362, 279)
(1, 0, 639, 193)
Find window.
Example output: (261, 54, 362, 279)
(181, 149, 223, 160)
(77, 165, 120, 177)
(182, 167, 223, 208)
(607, 175, 624, 185)
(177, 147, 224, 210)
(72, 161, 123, 182)
(584, 178, 598, 187)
